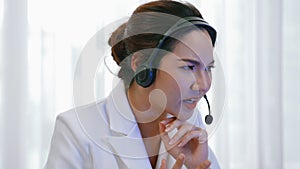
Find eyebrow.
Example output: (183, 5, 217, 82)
(177, 58, 200, 65)
(177, 58, 215, 66)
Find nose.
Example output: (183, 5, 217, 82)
(190, 69, 211, 93)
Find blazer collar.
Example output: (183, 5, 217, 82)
(105, 81, 153, 169)
(106, 80, 139, 136)
(104, 81, 190, 169)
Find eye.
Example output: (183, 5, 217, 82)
(181, 65, 196, 71)
(205, 65, 215, 72)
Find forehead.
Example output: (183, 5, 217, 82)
(164, 30, 214, 65)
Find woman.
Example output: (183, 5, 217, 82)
(44, 1, 220, 169)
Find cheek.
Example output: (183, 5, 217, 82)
(157, 70, 192, 99)
(164, 79, 181, 103)
(162, 76, 187, 113)
(155, 71, 180, 101)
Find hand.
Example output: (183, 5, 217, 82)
(159, 118, 208, 169)
(159, 153, 211, 169)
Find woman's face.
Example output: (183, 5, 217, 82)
(153, 30, 215, 121)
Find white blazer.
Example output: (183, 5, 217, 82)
(44, 81, 221, 169)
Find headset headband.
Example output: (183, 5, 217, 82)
(135, 16, 217, 88)
(147, 16, 217, 68)
(158, 17, 217, 47)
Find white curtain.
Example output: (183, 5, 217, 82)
(0, 0, 299, 169)
(204, 0, 300, 168)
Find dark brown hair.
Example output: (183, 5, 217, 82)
(108, 0, 208, 88)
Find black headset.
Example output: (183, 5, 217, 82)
(134, 17, 217, 124)
(203, 94, 213, 125)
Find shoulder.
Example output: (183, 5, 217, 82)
(54, 98, 110, 143)
(44, 99, 111, 168)
(57, 99, 103, 123)
(57, 99, 107, 122)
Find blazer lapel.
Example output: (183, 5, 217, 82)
(105, 133, 152, 169)
(105, 81, 152, 169)
(155, 129, 180, 169)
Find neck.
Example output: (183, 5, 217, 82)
(127, 82, 167, 126)
(136, 115, 163, 169)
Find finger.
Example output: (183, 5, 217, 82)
(198, 129, 208, 144)
(169, 123, 194, 145)
(172, 153, 185, 169)
(160, 117, 177, 125)
(164, 119, 181, 132)
(177, 130, 200, 147)
(159, 122, 171, 144)
(196, 160, 211, 169)
(177, 129, 207, 147)
(159, 159, 167, 169)
(159, 122, 181, 155)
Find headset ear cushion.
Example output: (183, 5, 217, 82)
(135, 65, 156, 88)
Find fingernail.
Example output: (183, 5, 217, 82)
(178, 153, 185, 161)
(159, 123, 164, 132)
(177, 142, 183, 147)
(160, 120, 167, 125)
(205, 160, 211, 166)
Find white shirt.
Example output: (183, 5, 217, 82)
(44, 81, 221, 169)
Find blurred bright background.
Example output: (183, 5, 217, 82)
(0, 0, 299, 169)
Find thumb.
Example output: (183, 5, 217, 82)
(196, 160, 211, 169)
(159, 122, 171, 145)
(159, 159, 167, 169)
(159, 122, 180, 156)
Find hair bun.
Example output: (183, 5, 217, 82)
(108, 22, 128, 65)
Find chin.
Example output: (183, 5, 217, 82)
(170, 110, 193, 121)
(165, 105, 194, 121)
(177, 115, 192, 121)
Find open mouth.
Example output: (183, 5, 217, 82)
(182, 98, 199, 110)
(183, 98, 199, 104)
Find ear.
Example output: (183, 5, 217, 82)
(130, 52, 144, 72)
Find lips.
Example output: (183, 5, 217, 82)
(183, 97, 200, 110)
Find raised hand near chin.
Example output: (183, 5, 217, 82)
(159, 117, 209, 169)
